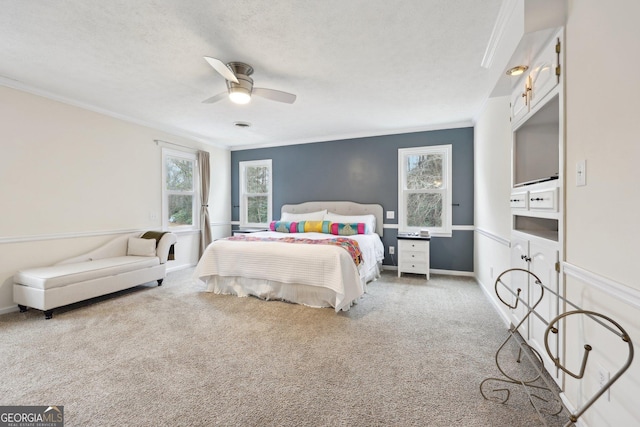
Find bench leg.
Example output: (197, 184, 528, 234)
(18, 305, 28, 313)
(157, 279, 164, 286)
(44, 310, 53, 320)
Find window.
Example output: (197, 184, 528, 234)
(162, 149, 198, 231)
(398, 145, 452, 237)
(239, 159, 272, 227)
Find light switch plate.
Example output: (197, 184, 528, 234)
(576, 160, 586, 186)
(386, 211, 395, 219)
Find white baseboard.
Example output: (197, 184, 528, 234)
(559, 392, 588, 427)
(430, 268, 474, 277)
(476, 277, 511, 327)
(382, 265, 474, 277)
(167, 263, 197, 273)
(0, 305, 19, 315)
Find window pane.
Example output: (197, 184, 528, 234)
(407, 193, 442, 227)
(247, 196, 268, 223)
(246, 166, 269, 193)
(166, 158, 193, 191)
(406, 154, 443, 190)
(168, 194, 193, 226)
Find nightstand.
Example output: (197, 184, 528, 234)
(397, 233, 430, 279)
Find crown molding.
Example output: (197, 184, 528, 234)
(481, 0, 520, 69)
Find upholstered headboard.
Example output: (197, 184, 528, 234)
(281, 201, 384, 236)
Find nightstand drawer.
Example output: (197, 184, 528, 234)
(398, 239, 428, 253)
(402, 250, 426, 261)
(399, 261, 428, 274)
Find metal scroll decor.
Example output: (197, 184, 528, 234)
(480, 268, 634, 427)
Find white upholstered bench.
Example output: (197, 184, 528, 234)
(13, 231, 177, 319)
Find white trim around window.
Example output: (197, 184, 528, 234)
(398, 145, 453, 237)
(162, 148, 199, 232)
(239, 159, 273, 228)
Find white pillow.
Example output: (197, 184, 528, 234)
(127, 237, 156, 257)
(280, 209, 327, 222)
(324, 212, 376, 234)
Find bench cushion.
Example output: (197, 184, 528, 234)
(14, 256, 160, 290)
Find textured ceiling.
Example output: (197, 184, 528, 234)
(0, 0, 504, 149)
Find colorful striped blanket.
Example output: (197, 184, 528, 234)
(226, 235, 363, 266)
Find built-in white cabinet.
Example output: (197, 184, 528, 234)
(510, 76, 530, 124)
(508, 235, 531, 336)
(510, 233, 561, 383)
(507, 27, 565, 384)
(528, 36, 561, 110)
(510, 29, 562, 127)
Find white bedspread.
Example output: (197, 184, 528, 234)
(193, 231, 384, 311)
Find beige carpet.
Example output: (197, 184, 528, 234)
(0, 269, 568, 426)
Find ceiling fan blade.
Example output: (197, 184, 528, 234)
(202, 91, 228, 104)
(203, 56, 239, 84)
(252, 87, 297, 104)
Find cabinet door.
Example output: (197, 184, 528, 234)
(529, 36, 560, 109)
(510, 79, 530, 124)
(509, 235, 530, 337)
(527, 240, 560, 381)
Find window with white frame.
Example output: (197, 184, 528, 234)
(162, 148, 199, 231)
(398, 145, 452, 237)
(239, 159, 272, 227)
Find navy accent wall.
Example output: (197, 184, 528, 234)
(231, 127, 474, 272)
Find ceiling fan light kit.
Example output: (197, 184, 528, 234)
(226, 63, 254, 104)
(203, 57, 296, 105)
(229, 89, 251, 104)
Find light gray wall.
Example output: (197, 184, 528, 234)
(0, 86, 231, 313)
(231, 127, 474, 272)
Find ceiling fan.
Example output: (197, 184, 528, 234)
(203, 57, 296, 105)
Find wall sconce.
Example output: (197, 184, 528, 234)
(506, 65, 528, 76)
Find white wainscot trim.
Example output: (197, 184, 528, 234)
(475, 227, 511, 247)
(0, 228, 149, 244)
(563, 262, 640, 311)
(0, 228, 200, 244)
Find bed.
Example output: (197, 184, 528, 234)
(193, 201, 385, 311)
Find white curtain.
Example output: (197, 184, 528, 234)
(198, 151, 212, 255)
